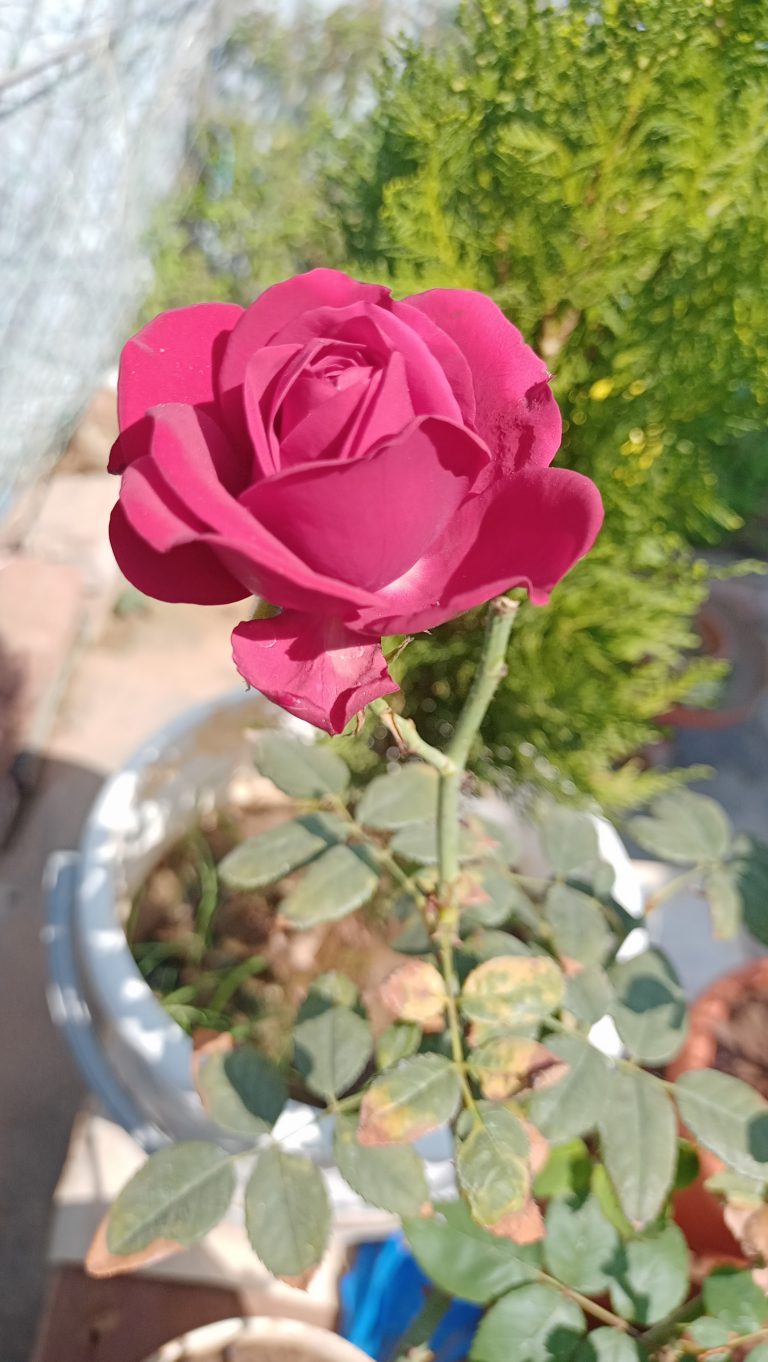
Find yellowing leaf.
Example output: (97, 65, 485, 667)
(469, 1036, 544, 1100)
(461, 955, 564, 1030)
(358, 1054, 461, 1146)
(379, 958, 447, 1029)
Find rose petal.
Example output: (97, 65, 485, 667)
(116, 405, 380, 615)
(112, 303, 243, 472)
(336, 349, 414, 459)
(277, 371, 373, 467)
(406, 289, 561, 471)
(218, 269, 391, 434)
(269, 303, 463, 422)
(109, 502, 246, 605)
(390, 296, 476, 426)
(242, 416, 489, 592)
(350, 465, 604, 635)
(242, 342, 304, 478)
(232, 612, 398, 734)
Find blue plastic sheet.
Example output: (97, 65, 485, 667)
(339, 1235, 481, 1362)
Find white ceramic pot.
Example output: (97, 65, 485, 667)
(145, 1317, 372, 1362)
(45, 689, 454, 1231)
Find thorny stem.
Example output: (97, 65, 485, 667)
(437, 598, 519, 901)
(369, 697, 457, 775)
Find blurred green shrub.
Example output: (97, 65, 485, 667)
(331, 0, 768, 807)
(146, 0, 768, 809)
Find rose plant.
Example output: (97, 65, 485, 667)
(94, 273, 768, 1362)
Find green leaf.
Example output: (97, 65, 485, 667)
(376, 1021, 422, 1069)
(528, 1035, 612, 1142)
(543, 1195, 620, 1295)
(404, 1199, 541, 1305)
(461, 866, 538, 932)
(609, 1223, 689, 1325)
(675, 1069, 768, 1180)
(461, 930, 534, 963)
(197, 1046, 287, 1137)
(564, 966, 615, 1027)
(251, 731, 349, 799)
(358, 1054, 461, 1145)
(608, 950, 687, 1064)
(733, 837, 768, 946)
(591, 1165, 634, 1238)
(574, 1328, 647, 1362)
(334, 1115, 429, 1217)
(628, 790, 732, 864)
(305, 970, 358, 1009)
(598, 1069, 677, 1228)
(390, 819, 476, 866)
(356, 764, 438, 829)
(538, 807, 601, 879)
(533, 1140, 592, 1201)
(545, 885, 614, 966)
(471, 1283, 586, 1362)
(461, 955, 564, 1030)
(703, 1268, 768, 1331)
(674, 1140, 701, 1191)
(218, 813, 348, 890)
(457, 1104, 531, 1226)
(293, 1005, 372, 1099)
(244, 1145, 330, 1277)
(686, 1317, 732, 1353)
(107, 1142, 235, 1255)
(280, 844, 379, 928)
(704, 864, 743, 939)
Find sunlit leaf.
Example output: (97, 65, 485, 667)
(675, 1069, 768, 1181)
(358, 1054, 461, 1146)
(608, 950, 687, 1064)
(218, 812, 349, 890)
(245, 1145, 330, 1277)
(404, 1199, 541, 1305)
(280, 844, 379, 927)
(543, 1194, 620, 1295)
(379, 958, 447, 1028)
(376, 1021, 422, 1069)
(598, 1068, 677, 1228)
(528, 1035, 612, 1142)
(545, 884, 613, 966)
(469, 1035, 544, 1100)
(106, 1142, 234, 1258)
(356, 763, 438, 829)
(471, 1283, 585, 1362)
(293, 1004, 372, 1099)
(703, 864, 742, 939)
(457, 1105, 531, 1226)
(628, 790, 731, 864)
(461, 955, 564, 1030)
(609, 1222, 689, 1325)
(538, 807, 601, 879)
(196, 1041, 287, 1137)
(334, 1115, 429, 1217)
(251, 730, 349, 799)
(574, 1327, 646, 1362)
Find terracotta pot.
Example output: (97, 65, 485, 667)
(662, 584, 768, 731)
(666, 959, 768, 1258)
(145, 1316, 372, 1362)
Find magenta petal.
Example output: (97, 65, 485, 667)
(219, 270, 392, 434)
(278, 375, 371, 466)
(405, 289, 561, 471)
(243, 416, 490, 592)
(390, 297, 476, 427)
(116, 303, 243, 467)
(242, 343, 304, 478)
(336, 350, 414, 459)
(350, 466, 604, 636)
(269, 302, 463, 423)
(232, 612, 398, 735)
(109, 502, 246, 605)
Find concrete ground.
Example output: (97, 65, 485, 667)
(1, 430, 768, 1359)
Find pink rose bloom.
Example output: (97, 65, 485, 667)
(109, 269, 602, 732)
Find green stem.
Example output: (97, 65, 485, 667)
(369, 697, 457, 775)
(640, 1296, 703, 1352)
(643, 866, 701, 915)
(439, 937, 479, 1115)
(438, 597, 519, 900)
(536, 1268, 633, 1333)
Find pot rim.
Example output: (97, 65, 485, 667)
(666, 957, 768, 1080)
(148, 1315, 372, 1361)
